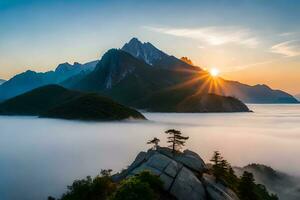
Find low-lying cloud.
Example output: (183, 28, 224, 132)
(144, 26, 259, 48)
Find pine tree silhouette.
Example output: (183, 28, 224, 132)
(165, 129, 189, 153)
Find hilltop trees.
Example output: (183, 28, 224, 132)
(210, 151, 230, 182)
(147, 137, 160, 150)
(147, 129, 189, 153)
(238, 171, 257, 200)
(209, 152, 278, 200)
(165, 129, 189, 153)
(54, 169, 116, 200)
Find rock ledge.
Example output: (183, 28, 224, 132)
(113, 147, 239, 200)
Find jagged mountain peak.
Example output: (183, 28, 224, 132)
(181, 57, 194, 65)
(55, 62, 79, 73)
(96, 48, 149, 68)
(121, 38, 198, 70)
(55, 61, 97, 74)
(0, 60, 98, 101)
(121, 37, 168, 66)
(127, 37, 142, 45)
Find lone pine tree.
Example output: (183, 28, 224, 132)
(165, 129, 189, 153)
(147, 137, 160, 149)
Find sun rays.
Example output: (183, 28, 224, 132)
(166, 68, 226, 106)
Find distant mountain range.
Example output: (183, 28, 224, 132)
(295, 94, 300, 101)
(0, 38, 298, 109)
(0, 61, 98, 101)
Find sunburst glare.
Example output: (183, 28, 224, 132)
(210, 68, 220, 77)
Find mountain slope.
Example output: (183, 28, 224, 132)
(42, 93, 145, 121)
(71, 49, 193, 101)
(222, 80, 298, 103)
(0, 79, 6, 85)
(122, 37, 167, 66)
(0, 85, 80, 115)
(122, 38, 298, 104)
(1, 37, 297, 105)
(122, 38, 197, 70)
(137, 89, 250, 112)
(68, 49, 250, 112)
(0, 61, 98, 101)
(295, 94, 300, 101)
(0, 85, 145, 120)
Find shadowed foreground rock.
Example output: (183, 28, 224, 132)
(113, 147, 239, 200)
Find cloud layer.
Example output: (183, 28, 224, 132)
(145, 26, 259, 48)
(271, 40, 300, 57)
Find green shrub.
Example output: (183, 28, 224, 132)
(52, 170, 163, 200)
(111, 171, 163, 200)
(59, 170, 116, 200)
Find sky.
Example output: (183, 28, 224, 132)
(0, 0, 300, 94)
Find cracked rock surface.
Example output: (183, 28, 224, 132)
(113, 147, 239, 200)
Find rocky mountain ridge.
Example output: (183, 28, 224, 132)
(121, 38, 298, 104)
(113, 147, 239, 200)
(69, 49, 250, 112)
(0, 37, 298, 106)
(121, 37, 168, 66)
(0, 60, 98, 101)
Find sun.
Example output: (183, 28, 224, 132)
(210, 68, 220, 77)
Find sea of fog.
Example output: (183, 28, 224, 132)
(1, 104, 300, 200)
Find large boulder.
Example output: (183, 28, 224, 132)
(170, 167, 206, 200)
(116, 148, 238, 200)
(157, 147, 207, 173)
(202, 173, 239, 200)
(174, 149, 207, 173)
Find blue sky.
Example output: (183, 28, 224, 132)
(1, 0, 300, 93)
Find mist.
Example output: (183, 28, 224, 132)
(0, 104, 300, 199)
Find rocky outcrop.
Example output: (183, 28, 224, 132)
(113, 147, 239, 200)
(202, 173, 239, 200)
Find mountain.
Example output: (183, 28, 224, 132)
(136, 86, 250, 112)
(121, 38, 298, 104)
(295, 94, 300, 101)
(0, 79, 6, 85)
(121, 37, 168, 66)
(52, 147, 277, 200)
(0, 85, 145, 121)
(0, 61, 98, 101)
(221, 81, 298, 103)
(55, 60, 98, 80)
(181, 56, 194, 65)
(68, 49, 250, 112)
(1, 37, 297, 105)
(122, 38, 196, 70)
(234, 164, 300, 200)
